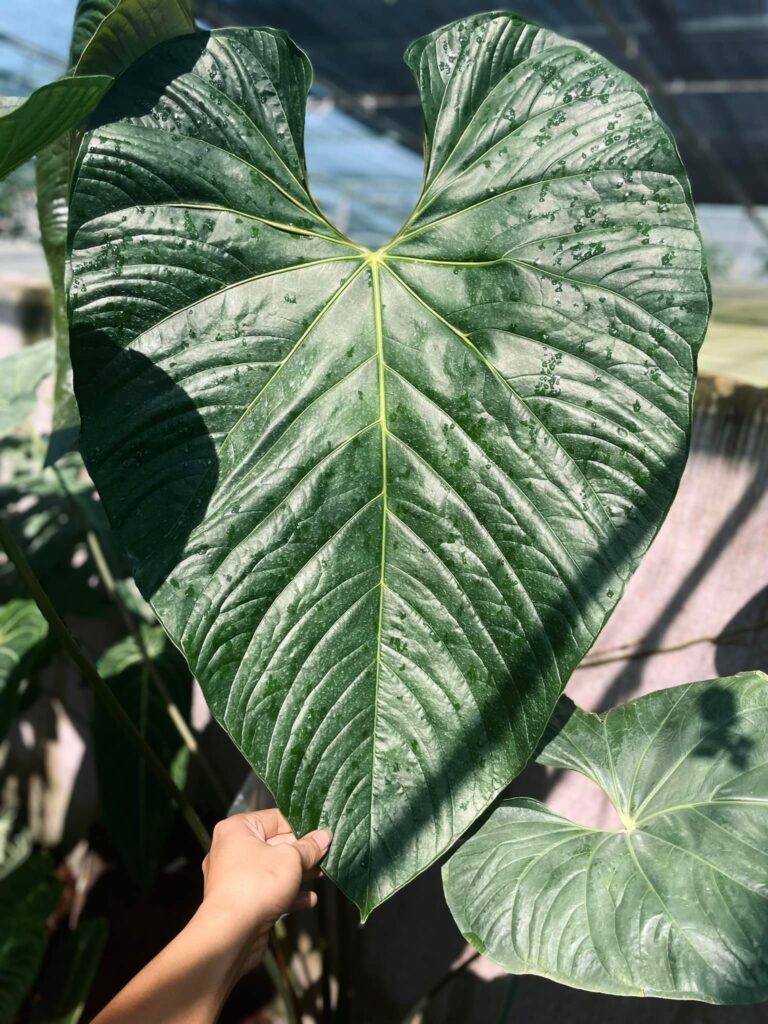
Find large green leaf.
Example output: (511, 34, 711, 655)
(68, 14, 709, 916)
(37, 0, 196, 464)
(0, 340, 53, 436)
(30, 918, 108, 1024)
(0, 853, 61, 1021)
(94, 626, 191, 887)
(444, 671, 768, 1003)
(0, 599, 48, 739)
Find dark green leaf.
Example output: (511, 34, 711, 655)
(37, 0, 196, 464)
(69, 0, 122, 66)
(75, 0, 195, 76)
(69, 14, 709, 915)
(0, 78, 112, 180)
(0, 854, 61, 1021)
(94, 626, 191, 887)
(0, 341, 53, 436)
(444, 671, 768, 1003)
(30, 918, 108, 1024)
(0, 599, 48, 739)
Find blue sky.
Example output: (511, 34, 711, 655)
(0, 0, 423, 245)
(1, 1, 763, 270)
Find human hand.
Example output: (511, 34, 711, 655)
(198, 809, 331, 973)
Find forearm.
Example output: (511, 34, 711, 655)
(92, 906, 250, 1024)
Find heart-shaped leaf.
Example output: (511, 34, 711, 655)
(68, 14, 709, 915)
(444, 672, 768, 1003)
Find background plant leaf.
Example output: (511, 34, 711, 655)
(0, 599, 48, 740)
(0, 445, 124, 616)
(0, 340, 53, 436)
(444, 671, 768, 1004)
(0, 78, 112, 180)
(0, 853, 61, 1022)
(30, 918, 109, 1024)
(75, 0, 195, 76)
(0, 809, 32, 880)
(69, 0, 123, 65)
(69, 14, 709, 916)
(94, 625, 191, 888)
(37, 0, 196, 465)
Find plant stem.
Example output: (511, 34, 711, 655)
(52, 464, 229, 808)
(0, 514, 211, 854)
(1, 515, 299, 1024)
(263, 948, 299, 1024)
(578, 618, 768, 669)
(497, 976, 518, 1022)
(83, 523, 229, 807)
(400, 950, 480, 1024)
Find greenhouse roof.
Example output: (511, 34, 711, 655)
(199, 0, 768, 208)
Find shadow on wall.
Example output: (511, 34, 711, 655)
(595, 380, 768, 714)
(715, 584, 768, 678)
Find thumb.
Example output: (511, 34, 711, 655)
(293, 828, 332, 872)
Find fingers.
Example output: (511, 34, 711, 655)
(267, 833, 297, 847)
(289, 890, 318, 913)
(292, 829, 332, 872)
(241, 808, 294, 841)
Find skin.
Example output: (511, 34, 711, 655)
(92, 810, 332, 1024)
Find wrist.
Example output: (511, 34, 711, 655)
(185, 904, 257, 985)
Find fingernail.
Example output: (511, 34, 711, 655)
(315, 828, 332, 853)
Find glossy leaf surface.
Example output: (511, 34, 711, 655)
(0, 599, 48, 739)
(445, 672, 768, 1003)
(69, 14, 709, 915)
(0, 854, 61, 1021)
(94, 626, 191, 887)
(37, 0, 195, 463)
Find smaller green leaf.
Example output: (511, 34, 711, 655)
(75, 0, 195, 76)
(0, 78, 111, 180)
(0, 599, 48, 740)
(0, 808, 32, 880)
(30, 918, 108, 1024)
(69, 1, 122, 65)
(38, 0, 196, 464)
(0, 853, 61, 1021)
(0, 341, 54, 436)
(444, 671, 768, 1004)
(94, 625, 192, 888)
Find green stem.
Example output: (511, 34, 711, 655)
(52, 464, 229, 808)
(263, 943, 300, 1024)
(497, 976, 518, 1022)
(84, 522, 230, 807)
(0, 513, 211, 854)
(0, 512, 296, 1022)
(400, 951, 481, 1024)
